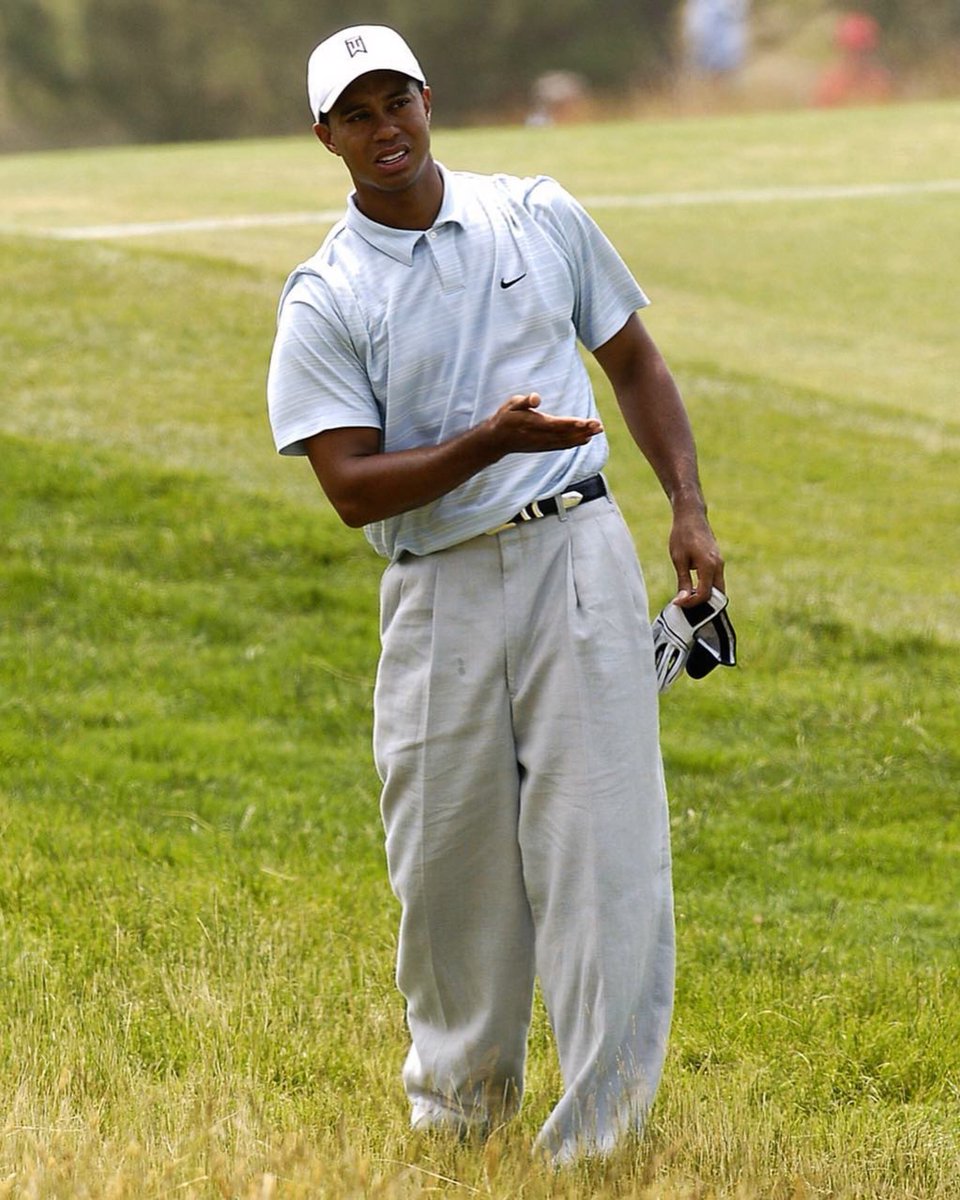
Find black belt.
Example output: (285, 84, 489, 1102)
(485, 474, 607, 535)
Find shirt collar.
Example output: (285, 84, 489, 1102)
(343, 163, 466, 265)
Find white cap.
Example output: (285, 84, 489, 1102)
(307, 25, 426, 121)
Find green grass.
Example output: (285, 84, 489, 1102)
(1, 102, 958, 1197)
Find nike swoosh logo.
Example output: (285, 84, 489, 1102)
(500, 273, 527, 289)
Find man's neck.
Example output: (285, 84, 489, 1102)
(354, 159, 444, 231)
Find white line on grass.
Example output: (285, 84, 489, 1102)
(8, 179, 959, 240)
(582, 178, 960, 208)
(34, 209, 348, 240)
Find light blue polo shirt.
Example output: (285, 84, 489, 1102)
(267, 164, 648, 559)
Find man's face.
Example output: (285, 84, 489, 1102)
(316, 70, 433, 205)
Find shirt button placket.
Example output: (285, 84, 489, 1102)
(427, 227, 464, 294)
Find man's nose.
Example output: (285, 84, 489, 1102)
(372, 111, 399, 139)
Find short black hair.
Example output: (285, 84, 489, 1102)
(315, 77, 424, 125)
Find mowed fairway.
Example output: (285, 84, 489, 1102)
(1, 101, 958, 1198)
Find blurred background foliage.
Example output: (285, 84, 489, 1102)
(0, 0, 958, 150)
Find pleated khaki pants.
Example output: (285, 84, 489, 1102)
(372, 493, 675, 1163)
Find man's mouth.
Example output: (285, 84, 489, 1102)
(377, 148, 409, 167)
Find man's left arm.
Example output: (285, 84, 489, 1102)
(591, 313, 725, 607)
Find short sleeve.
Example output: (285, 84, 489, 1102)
(523, 177, 649, 351)
(267, 273, 382, 457)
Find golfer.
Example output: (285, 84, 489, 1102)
(267, 24, 726, 1163)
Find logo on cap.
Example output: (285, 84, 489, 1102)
(345, 36, 367, 58)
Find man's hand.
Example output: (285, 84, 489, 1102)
(305, 391, 602, 528)
(486, 393, 603, 454)
(669, 503, 726, 608)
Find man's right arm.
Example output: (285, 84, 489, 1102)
(304, 393, 603, 528)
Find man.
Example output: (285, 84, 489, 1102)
(267, 25, 726, 1163)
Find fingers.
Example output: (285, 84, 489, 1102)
(493, 393, 603, 452)
(673, 578, 694, 605)
(541, 415, 603, 445)
(675, 578, 718, 606)
(674, 550, 724, 602)
(670, 523, 725, 607)
(674, 562, 725, 606)
(501, 393, 601, 431)
(504, 391, 542, 411)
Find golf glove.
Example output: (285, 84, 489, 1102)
(651, 587, 737, 693)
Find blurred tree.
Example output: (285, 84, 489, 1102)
(1, 0, 958, 149)
(80, 0, 286, 141)
(861, 0, 960, 63)
(0, 0, 683, 148)
(406, 0, 682, 119)
(1, 0, 75, 120)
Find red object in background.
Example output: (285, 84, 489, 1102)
(815, 10, 893, 106)
(836, 12, 880, 53)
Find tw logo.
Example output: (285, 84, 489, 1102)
(345, 36, 367, 58)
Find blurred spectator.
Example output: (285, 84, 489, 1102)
(525, 71, 590, 126)
(684, 0, 750, 78)
(815, 12, 894, 106)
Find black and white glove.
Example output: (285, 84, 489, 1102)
(651, 587, 737, 693)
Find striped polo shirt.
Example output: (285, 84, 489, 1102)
(267, 164, 648, 559)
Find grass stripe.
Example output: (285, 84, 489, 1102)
(7, 178, 959, 241)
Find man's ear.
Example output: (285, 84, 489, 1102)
(422, 85, 432, 124)
(313, 122, 340, 156)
